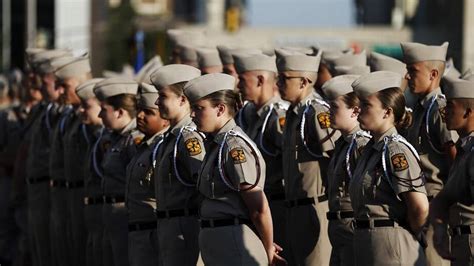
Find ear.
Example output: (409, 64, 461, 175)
(429, 68, 439, 80)
(465, 107, 472, 118)
(383, 107, 393, 119)
(116, 108, 124, 118)
(300, 78, 308, 89)
(257, 75, 265, 87)
(179, 94, 187, 106)
(216, 103, 226, 117)
(352, 106, 360, 118)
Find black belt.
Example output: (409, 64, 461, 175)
(286, 195, 327, 208)
(26, 176, 50, 185)
(155, 208, 198, 219)
(267, 193, 286, 201)
(450, 225, 474, 236)
(128, 221, 156, 232)
(66, 180, 84, 189)
(49, 179, 67, 188)
(326, 211, 354, 220)
(84, 196, 104, 206)
(354, 219, 406, 229)
(103, 195, 125, 204)
(200, 218, 251, 228)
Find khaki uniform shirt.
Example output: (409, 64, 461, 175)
(405, 88, 459, 197)
(327, 126, 370, 212)
(49, 105, 75, 182)
(0, 104, 29, 177)
(126, 128, 168, 223)
(26, 102, 60, 180)
(350, 127, 427, 221)
(282, 92, 340, 200)
(199, 119, 266, 219)
(154, 116, 204, 211)
(83, 126, 105, 198)
(435, 132, 474, 227)
(101, 119, 142, 197)
(64, 111, 90, 184)
(238, 96, 287, 195)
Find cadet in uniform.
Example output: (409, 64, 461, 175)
(125, 83, 169, 266)
(48, 55, 91, 266)
(350, 71, 429, 265)
(55, 56, 93, 266)
(150, 64, 203, 265)
(321, 75, 371, 266)
(430, 78, 474, 265)
(276, 48, 340, 265)
(196, 48, 224, 75)
(402, 42, 459, 266)
(25, 49, 71, 266)
(75, 78, 105, 266)
(93, 77, 143, 266)
(184, 73, 286, 265)
(0, 75, 39, 265)
(233, 52, 289, 259)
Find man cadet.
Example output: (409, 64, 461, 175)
(369, 51, 418, 110)
(196, 47, 224, 75)
(25, 49, 71, 266)
(125, 83, 169, 266)
(430, 78, 474, 266)
(49, 55, 91, 266)
(75, 78, 106, 266)
(166, 29, 206, 65)
(217, 45, 262, 81)
(233, 52, 289, 259)
(402, 41, 459, 266)
(276, 48, 340, 265)
(0, 73, 41, 265)
(54, 56, 93, 266)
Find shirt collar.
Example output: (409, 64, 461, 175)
(419, 87, 442, 108)
(169, 115, 193, 136)
(145, 126, 170, 146)
(119, 118, 136, 136)
(372, 127, 398, 151)
(343, 125, 361, 143)
(256, 96, 282, 117)
(460, 131, 474, 152)
(213, 119, 237, 144)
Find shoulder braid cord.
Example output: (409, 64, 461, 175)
(92, 127, 105, 179)
(259, 103, 279, 157)
(59, 106, 74, 135)
(218, 130, 262, 192)
(381, 134, 425, 201)
(172, 126, 203, 187)
(300, 98, 330, 158)
(237, 102, 248, 130)
(425, 94, 446, 154)
(151, 135, 166, 170)
(346, 130, 372, 179)
(45, 102, 54, 134)
(81, 124, 91, 145)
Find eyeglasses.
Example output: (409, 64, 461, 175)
(277, 75, 312, 84)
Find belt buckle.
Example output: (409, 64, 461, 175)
(336, 211, 342, 220)
(102, 195, 107, 203)
(84, 197, 89, 205)
(209, 219, 215, 227)
(66, 182, 70, 189)
(49, 180, 54, 187)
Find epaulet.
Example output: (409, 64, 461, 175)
(273, 101, 289, 112)
(308, 98, 330, 110)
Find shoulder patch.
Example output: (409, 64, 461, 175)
(229, 148, 247, 164)
(439, 107, 446, 123)
(184, 137, 202, 156)
(391, 153, 409, 172)
(317, 111, 331, 129)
